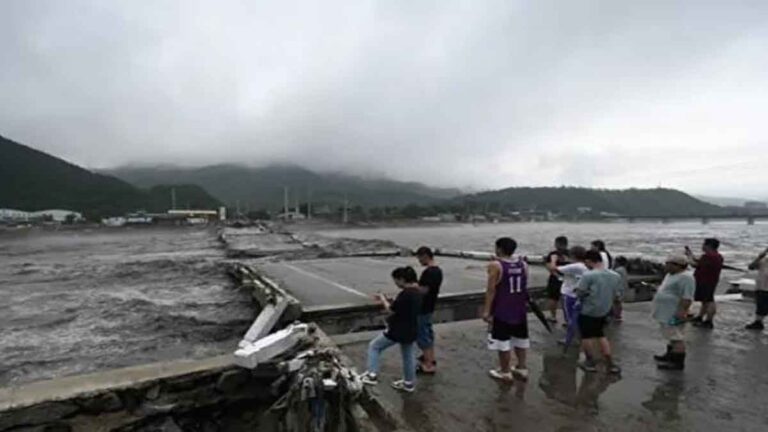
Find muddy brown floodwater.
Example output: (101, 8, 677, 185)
(0, 227, 254, 387)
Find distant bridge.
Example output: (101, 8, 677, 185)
(601, 213, 768, 225)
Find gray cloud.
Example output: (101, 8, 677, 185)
(1, 0, 767, 197)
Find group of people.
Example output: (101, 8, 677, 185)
(357, 235, 768, 393)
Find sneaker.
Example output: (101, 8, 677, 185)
(512, 367, 529, 380)
(746, 321, 765, 331)
(693, 320, 714, 329)
(690, 316, 703, 323)
(360, 372, 379, 386)
(607, 363, 622, 375)
(390, 379, 415, 393)
(578, 360, 598, 373)
(488, 369, 514, 382)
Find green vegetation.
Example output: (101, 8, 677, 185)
(3, 133, 724, 220)
(454, 186, 726, 218)
(0, 135, 221, 219)
(106, 165, 460, 211)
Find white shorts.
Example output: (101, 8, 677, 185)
(660, 324, 686, 342)
(487, 334, 531, 351)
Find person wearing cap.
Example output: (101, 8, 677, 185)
(651, 255, 695, 370)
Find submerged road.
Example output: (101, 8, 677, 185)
(255, 256, 551, 307)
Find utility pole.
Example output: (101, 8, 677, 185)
(307, 188, 312, 220)
(171, 187, 177, 210)
(283, 186, 289, 217)
(343, 194, 349, 224)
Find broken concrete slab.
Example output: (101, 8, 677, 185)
(233, 324, 311, 370)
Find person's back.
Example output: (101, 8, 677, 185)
(653, 271, 695, 325)
(386, 287, 423, 344)
(576, 269, 621, 318)
(493, 257, 529, 324)
(694, 250, 723, 289)
(559, 262, 588, 298)
(613, 265, 629, 299)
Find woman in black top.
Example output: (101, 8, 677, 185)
(360, 267, 422, 393)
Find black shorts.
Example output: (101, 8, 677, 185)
(491, 318, 529, 341)
(756, 291, 768, 317)
(578, 314, 607, 339)
(694, 284, 716, 302)
(546, 278, 562, 301)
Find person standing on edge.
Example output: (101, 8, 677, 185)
(612, 256, 630, 322)
(652, 256, 695, 370)
(745, 247, 768, 330)
(545, 236, 570, 324)
(686, 238, 724, 329)
(415, 246, 443, 373)
(557, 246, 588, 346)
(574, 251, 622, 374)
(361, 267, 423, 393)
(591, 240, 613, 269)
(483, 237, 530, 381)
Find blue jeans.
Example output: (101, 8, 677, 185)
(563, 295, 580, 344)
(417, 313, 435, 349)
(367, 333, 416, 383)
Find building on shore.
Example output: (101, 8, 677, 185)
(1, 208, 83, 223)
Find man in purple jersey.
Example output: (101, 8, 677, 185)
(482, 237, 530, 381)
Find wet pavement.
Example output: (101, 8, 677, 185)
(337, 300, 768, 432)
(254, 256, 551, 307)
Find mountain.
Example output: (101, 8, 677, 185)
(0, 135, 221, 219)
(106, 165, 462, 210)
(455, 187, 725, 217)
(694, 195, 755, 208)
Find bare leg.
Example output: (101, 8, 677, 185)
(514, 347, 527, 370)
(499, 351, 512, 373)
(547, 299, 558, 320)
(598, 337, 612, 358)
(670, 340, 686, 353)
(421, 347, 436, 372)
(581, 338, 596, 361)
(705, 301, 717, 321)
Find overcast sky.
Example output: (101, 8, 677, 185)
(2, 0, 766, 197)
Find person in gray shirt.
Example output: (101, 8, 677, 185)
(574, 250, 622, 374)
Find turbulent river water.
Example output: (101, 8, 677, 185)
(319, 221, 768, 270)
(0, 227, 254, 386)
(2, 221, 766, 387)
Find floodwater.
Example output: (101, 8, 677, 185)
(0, 227, 254, 387)
(319, 221, 768, 269)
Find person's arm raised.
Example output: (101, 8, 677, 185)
(748, 248, 768, 271)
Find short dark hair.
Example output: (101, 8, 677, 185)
(570, 246, 587, 261)
(495, 237, 517, 256)
(555, 236, 568, 246)
(591, 240, 606, 251)
(584, 250, 603, 263)
(391, 266, 418, 283)
(416, 246, 434, 258)
(704, 238, 720, 250)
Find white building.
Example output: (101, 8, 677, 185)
(30, 209, 84, 222)
(0, 209, 31, 221)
